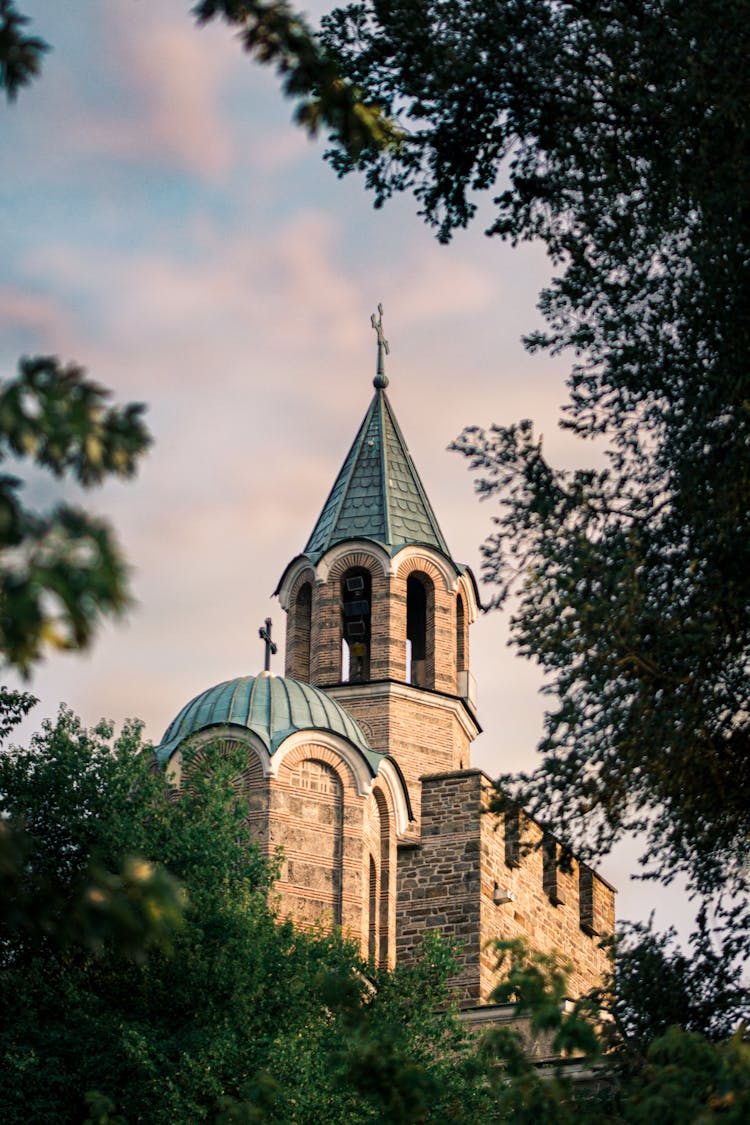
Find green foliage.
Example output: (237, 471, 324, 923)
(0, 1, 398, 158)
(192, 1, 401, 157)
(0, 357, 151, 674)
(0, 818, 185, 961)
(491, 938, 600, 1060)
(600, 918, 749, 1057)
(0, 0, 47, 101)
(475, 939, 605, 1125)
(621, 1027, 750, 1124)
(479, 937, 750, 1125)
(0, 707, 489, 1123)
(0, 692, 184, 961)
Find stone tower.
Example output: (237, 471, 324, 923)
(275, 323, 480, 831)
(158, 311, 615, 1009)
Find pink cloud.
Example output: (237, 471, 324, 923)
(26, 209, 369, 366)
(0, 289, 77, 354)
(70, 8, 239, 180)
(392, 250, 497, 323)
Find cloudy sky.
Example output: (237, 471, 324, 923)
(2, 0, 691, 934)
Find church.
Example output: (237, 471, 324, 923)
(156, 311, 614, 1015)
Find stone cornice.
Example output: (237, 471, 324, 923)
(326, 678, 481, 742)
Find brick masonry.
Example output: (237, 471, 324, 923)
(397, 770, 614, 1004)
(275, 539, 615, 1004)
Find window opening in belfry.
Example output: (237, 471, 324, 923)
(406, 573, 429, 687)
(341, 568, 371, 682)
(295, 582, 312, 681)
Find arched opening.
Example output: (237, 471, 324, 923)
(341, 568, 372, 683)
(456, 592, 466, 685)
(406, 572, 434, 688)
(374, 789, 391, 967)
(294, 582, 312, 681)
(368, 854, 378, 963)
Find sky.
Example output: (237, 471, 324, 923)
(2, 1, 693, 936)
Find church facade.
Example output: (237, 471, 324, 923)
(157, 321, 614, 1009)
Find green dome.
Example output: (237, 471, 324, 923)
(156, 673, 382, 774)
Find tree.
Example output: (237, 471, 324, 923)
(0, 0, 46, 98)
(319, 0, 750, 963)
(0, 707, 496, 1124)
(0, 358, 151, 675)
(3, 1, 747, 1112)
(601, 918, 749, 1060)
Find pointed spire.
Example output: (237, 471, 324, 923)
(303, 384, 452, 565)
(371, 303, 389, 388)
(300, 305, 454, 564)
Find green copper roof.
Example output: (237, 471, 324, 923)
(304, 388, 452, 563)
(156, 673, 383, 774)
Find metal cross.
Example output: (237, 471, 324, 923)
(259, 617, 277, 672)
(370, 302, 390, 387)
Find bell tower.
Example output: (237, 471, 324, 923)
(275, 308, 481, 827)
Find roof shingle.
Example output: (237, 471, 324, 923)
(304, 388, 452, 563)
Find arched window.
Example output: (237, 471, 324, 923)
(456, 593, 466, 680)
(341, 568, 372, 682)
(406, 572, 434, 688)
(368, 854, 378, 963)
(294, 582, 312, 681)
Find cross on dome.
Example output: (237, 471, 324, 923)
(258, 617, 277, 672)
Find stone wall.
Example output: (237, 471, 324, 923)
(397, 769, 614, 1005)
(328, 680, 477, 829)
(396, 771, 484, 1003)
(263, 740, 399, 966)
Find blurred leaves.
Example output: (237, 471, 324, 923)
(192, 0, 401, 157)
(0, 822, 185, 961)
(0, 0, 47, 101)
(0, 357, 151, 674)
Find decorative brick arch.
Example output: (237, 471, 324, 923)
(317, 547, 391, 685)
(456, 570, 480, 623)
(370, 783, 396, 967)
(276, 555, 316, 611)
(168, 725, 272, 780)
(166, 728, 270, 845)
(317, 541, 391, 583)
(394, 551, 465, 694)
(272, 731, 373, 796)
(182, 736, 264, 790)
(270, 737, 377, 948)
(274, 737, 362, 797)
(395, 563, 437, 689)
(373, 759, 411, 837)
(272, 749, 345, 930)
(393, 547, 455, 593)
